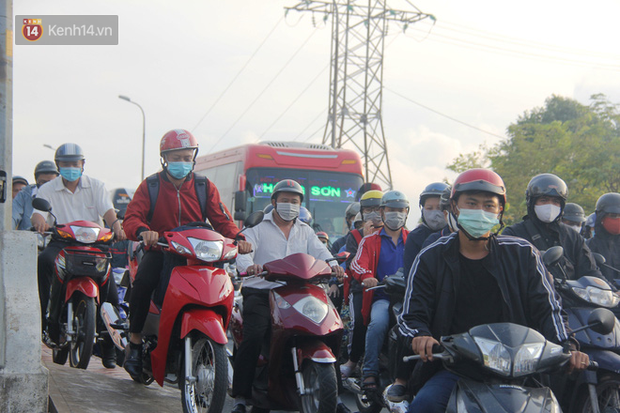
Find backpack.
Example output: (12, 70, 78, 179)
(145, 173, 210, 224)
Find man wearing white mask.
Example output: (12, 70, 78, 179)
(503, 173, 600, 280)
(232, 178, 346, 413)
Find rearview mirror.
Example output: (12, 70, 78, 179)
(244, 211, 264, 229)
(32, 197, 52, 212)
(587, 308, 616, 336)
(542, 246, 564, 268)
(592, 252, 606, 266)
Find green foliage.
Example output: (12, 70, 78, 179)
(447, 94, 620, 226)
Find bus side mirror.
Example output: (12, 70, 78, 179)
(234, 190, 248, 221)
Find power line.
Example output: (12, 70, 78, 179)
(191, 16, 284, 133)
(208, 27, 321, 152)
(384, 86, 506, 140)
(292, 107, 327, 142)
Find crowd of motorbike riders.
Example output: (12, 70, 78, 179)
(12, 128, 620, 413)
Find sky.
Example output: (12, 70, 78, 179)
(12, 0, 620, 225)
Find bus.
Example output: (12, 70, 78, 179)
(194, 141, 364, 240)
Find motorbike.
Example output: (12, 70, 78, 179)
(33, 197, 116, 370)
(543, 246, 620, 413)
(103, 211, 264, 413)
(403, 309, 616, 412)
(230, 253, 344, 413)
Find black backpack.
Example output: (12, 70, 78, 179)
(145, 172, 210, 224)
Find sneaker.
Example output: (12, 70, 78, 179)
(386, 383, 408, 402)
(123, 344, 143, 379)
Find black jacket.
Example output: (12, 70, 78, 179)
(403, 224, 434, 278)
(587, 223, 620, 283)
(398, 232, 570, 346)
(502, 217, 601, 281)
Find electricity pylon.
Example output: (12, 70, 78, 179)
(285, 1, 434, 189)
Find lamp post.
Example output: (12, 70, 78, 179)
(118, 95, 146, 181)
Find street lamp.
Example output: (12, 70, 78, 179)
(118, 95, 146, 181)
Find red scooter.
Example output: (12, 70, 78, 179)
(33, 198, 115, 370)
(103, 212, 263, 413)
(230, 253, 344, 413)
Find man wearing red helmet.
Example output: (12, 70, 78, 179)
(122, 129, 251, 379)
(398, 168, 589, 413)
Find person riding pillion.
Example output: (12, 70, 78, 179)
(502, 173, 601, 281)
(587, 193, 620, 283)
(231, 178, 346, 413)
(399, 168, 590, 413)
(12, 160, 59, 230)
(122, 129, 251, 379)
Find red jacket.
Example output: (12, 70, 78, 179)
(123, 172, 241, 241)
(351, 229, 409, 325)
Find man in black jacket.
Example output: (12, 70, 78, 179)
(587, 193, 620, 282)
(502, 173, 601, 281)
(399, 168, 589, 413)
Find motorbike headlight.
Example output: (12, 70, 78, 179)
(513, 343, 544, 376)
(170, 240, 192, 256)
(474, 337, 511, 376)
(293, 296, 328, 324)
(572, 286, 620, 308)
(188, 238, 223, 262)
(273, 291, 291, 309)
(71, 226, 100, 243)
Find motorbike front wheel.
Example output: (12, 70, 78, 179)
(574, 373, 620, 413)
(181, 336, 228, 413)
(68, 292, 96, 369)
(299, 361, 338, 413)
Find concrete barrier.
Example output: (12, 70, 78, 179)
(0, 231, 48, 412)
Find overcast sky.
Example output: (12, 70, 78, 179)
(13, 0, 620, 224)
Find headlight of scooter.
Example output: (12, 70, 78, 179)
(473, 337, 511, 376)
(71, 226, 100, 243)
(293, 296, 328, 324)
(572, 286, 620, 308)
(513, 343, 544, 376)
(188, 238, 223, 262)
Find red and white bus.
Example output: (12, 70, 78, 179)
(194, 141, 364, 240)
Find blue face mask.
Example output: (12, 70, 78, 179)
(456, 208, 500, 239)
(167, 162, 193, 179)
(59, 167, 82, 182)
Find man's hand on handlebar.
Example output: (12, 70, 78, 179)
(332, 265, 345, 281)
(141, 230, 160, 246)
(237, 240, 252, 254)
(412, 336, 440, 362)
(568, 350, 590, 374)
(362, 277, 378, 288)
(245, 264, 263, 276)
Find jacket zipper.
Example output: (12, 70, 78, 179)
(177, 188, 182, 227)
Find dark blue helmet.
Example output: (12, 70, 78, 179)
(420, 182, 449, 207)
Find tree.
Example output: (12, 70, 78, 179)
(447, 94, 620, 225)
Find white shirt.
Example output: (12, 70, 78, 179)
(237, 211, 335, 289)
(32, 175, 114, 227)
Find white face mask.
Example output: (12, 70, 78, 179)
(534, 204, 561, 223)
(565, 224, 582, 234)
(276, 202, 300, 222)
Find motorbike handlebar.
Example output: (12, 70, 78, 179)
(403, 344, 446, 362)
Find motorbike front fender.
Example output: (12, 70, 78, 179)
(65, 278, 99, 304)
(180, 309, 227, 345)
(297, 339, 336, 364)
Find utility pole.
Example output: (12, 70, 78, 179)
(285, 0, 433, 189)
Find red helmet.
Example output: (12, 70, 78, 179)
(159, 129, 199, 157)
(316, 231, 329, 241)
(451, 168, 506, 205)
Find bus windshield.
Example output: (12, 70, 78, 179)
(245, 167, 364, 240)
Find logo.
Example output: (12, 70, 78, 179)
(22, 18, 43, 42)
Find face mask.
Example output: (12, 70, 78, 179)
(167, 162, 194, 180)
(565, 224, 582, 234)
(383, 211, 407, 231)
(423, 209, 447, 231)
(534, 204, 561, 223)
(276, 202, 300, 222)
(59, 167, 82, 182)
(602, 216, 620, 235)
(364, 211, 383, 227)
(457, 208, 500, 239)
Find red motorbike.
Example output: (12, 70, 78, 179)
(33, 198, 115, 370)
(230, 253, 344, 413)
(103, 212, 263, 413)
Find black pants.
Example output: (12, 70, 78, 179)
(348, 291, 367, 363)
(38, 240, 66, 331)
(129, 250, 164, 334)
(232, 288, 271, 399)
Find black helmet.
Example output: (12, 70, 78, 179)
(34, 160, 59, 179)
(525, 173, 568, 217)
(12, 176, 28, 186)
(439, 185, 452, 211)
(356, 182, 382, 202)
(562, 203, 586, 224)
(55, 143, 85, 163)
(595, 193, 620, 216)
(271, 179, 304, 202)
(419, 182, 449, 207)
(381, 190, 410, 209)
